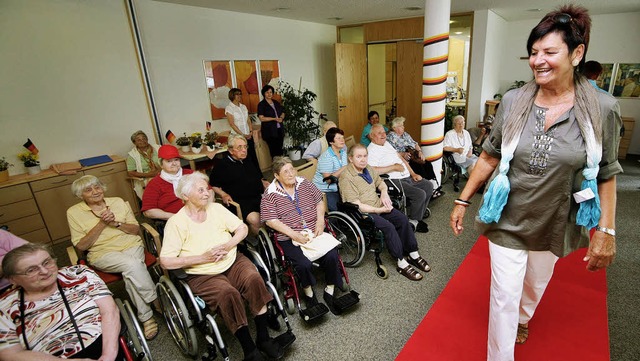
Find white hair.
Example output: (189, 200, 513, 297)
(175, 172, 209, 199)
(391, 116, 406, 129)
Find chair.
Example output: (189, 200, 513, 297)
(295, 159, 318, 182)
(255, 137, 273, 177)
(344, 135, 356, 149)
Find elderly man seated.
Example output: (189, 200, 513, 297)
(339, 144, 430, 281)
(210, 134, 269, 236)
(302, 120, 337, 160)
(366, 124, 433, 232)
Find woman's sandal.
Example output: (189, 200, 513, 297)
(142, 318, 159, 341)
(516, 323, 529, 344)
(432, 187, 445, 199)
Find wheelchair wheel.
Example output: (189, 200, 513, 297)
(116, 298, 153, 361)
(441, 159, 451, 185)
(326, 211, 366, 267)
(204, 314, 229, 361)
(376, 265, 389, 279)
(424, 207, 431, 219)
(285, 298, 296, 315)
(156, 276, 199, 357)
(257, 228, 281, 290)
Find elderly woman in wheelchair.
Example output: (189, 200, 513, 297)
(339, 144, 431, 281)
(160, 172, 288, 361)
(66, 175, 160, 342)
(0, 243, 124, 360)
(260, 157, 359, 320)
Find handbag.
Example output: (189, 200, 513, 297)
(292, 231, 340, 261)
(406, 146, 425, 164)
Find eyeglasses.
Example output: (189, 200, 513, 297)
(550, 13, 583, 38)
(14, 257, 57, 277)
(232, 145, 248, 150)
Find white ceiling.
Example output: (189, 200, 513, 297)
(154, 0, 640, 26)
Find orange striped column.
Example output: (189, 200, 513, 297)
(421, 0, 450, 184)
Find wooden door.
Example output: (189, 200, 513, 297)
(396, 41, 423, 143)
(335, 43, 368, 140)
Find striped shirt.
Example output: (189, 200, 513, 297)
(260, 177, 323, 241)
(312, 147, 347, 193)
(0, 266, 111, 357)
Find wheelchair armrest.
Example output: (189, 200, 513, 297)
(322, 175, 339, 185)
(168, 268, 188, 280)
(379, 174, 390, 179)
(66, 246, 87, 266)
(338, 201, 360, 213)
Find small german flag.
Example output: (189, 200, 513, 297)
(165, 130, 176, 144)
(23, 139, 39, 155)
(206, 121, 211, 131)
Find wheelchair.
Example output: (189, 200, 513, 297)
(66, 226, 161, 361)
(442, 151, 462, 192)
(256, 223, 361, 322)
(380, 174, 431, 219)
(155, 243, 296, 360)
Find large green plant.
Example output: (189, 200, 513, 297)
(279, 81, 321, 150)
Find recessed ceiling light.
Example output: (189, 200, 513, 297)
(404, 6, 422, 11)
(328, 17, 343, 21)
(454, 31, 463, 35)
(526, 8, 541, 12)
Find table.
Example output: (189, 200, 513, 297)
(179, 145, 228, 170)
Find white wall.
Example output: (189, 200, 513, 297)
(498, 12, 640, 154)
(134, 0, 338, 137)
(0, 0, 152, 174)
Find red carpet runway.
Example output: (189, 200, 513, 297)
(396, 236, 609, 361)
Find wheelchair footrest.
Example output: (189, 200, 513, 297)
(333, 291, 360, 313)
(300, 303, 329, 322)
(274, 331, 296, 350)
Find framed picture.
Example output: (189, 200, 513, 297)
(233, 60, 260, 113)
(612, 63, 640, 98)
(596, 63, 615, 93)
(203, 61, 232, 119)
(259, 60, 282, 102)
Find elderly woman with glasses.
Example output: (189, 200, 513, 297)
(226, 88, 259, 169)
(449, 5, 622, 360)
(67, 175, 160, 341)
(0, 243, 122, 360)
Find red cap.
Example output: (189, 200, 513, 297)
(158, 145, 180, 159)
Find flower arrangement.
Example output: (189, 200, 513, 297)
(176, 133, 191, 146)
(18, 152, 40, 167)
(190, 132, 203, 148)
(0, 157, 13, 171)
(204, 131, 218, 147)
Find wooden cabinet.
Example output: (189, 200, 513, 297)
(619, 117, 635, 159)
(0, 156, 138, 245)
(0, 183, 50, 244)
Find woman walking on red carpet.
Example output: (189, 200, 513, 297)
(449, 5, 621, 360)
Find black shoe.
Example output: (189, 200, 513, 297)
(244, 348, 265, 361)
(267, 311, 281, 331)
(323, 291, 340, 315)
(415, 220, 429, 233)
(304, 294, 318, 308)
(257, 338, 284, 360)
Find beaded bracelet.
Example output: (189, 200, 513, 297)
(454, 198, 472, 207)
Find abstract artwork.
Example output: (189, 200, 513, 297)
(204, 61, 232, 119)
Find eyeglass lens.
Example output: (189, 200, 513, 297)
(21, 258, 57, 276)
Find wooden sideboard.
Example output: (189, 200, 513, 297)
(0, 156, 138, 245)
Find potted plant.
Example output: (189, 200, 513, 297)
(18, 152, 41, 175)
(176, 133, 191, 153)
(190, 132, 203, 154)
(204, 131, 218, 152)
(0, 157, 13, 182)
(279, 80, 321, 160)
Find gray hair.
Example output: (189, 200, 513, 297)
(130, 130, 148, 143)
(452, 115, 466, 125)
(272, 156, 292, 175)
(71, 175, 107, 198)
(227, 134, 247, 149)
(348, 143, 367, 157)
(175, 172, 209, 199)
(391, 116, 406, 129)
(2, 243, 54, 278)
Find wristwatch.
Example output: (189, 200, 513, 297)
(595, 226, 615, 236)
(115, 222, 122, 228)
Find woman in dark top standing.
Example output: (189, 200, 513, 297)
(257, 85, 285, 157)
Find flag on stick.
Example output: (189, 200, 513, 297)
(165, 130, 176, 144)
(23, 139, 39, 155)
(206, 121, 212, 131)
